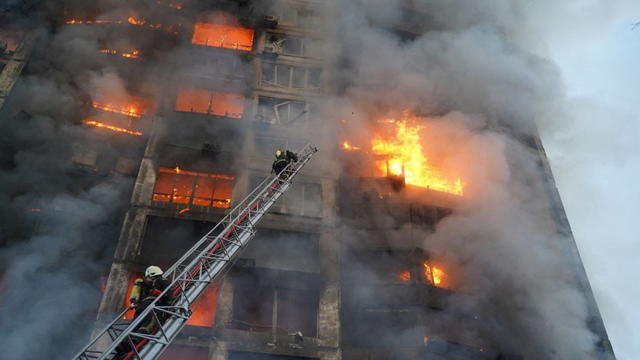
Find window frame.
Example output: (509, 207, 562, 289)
(261, 62, 321, 90)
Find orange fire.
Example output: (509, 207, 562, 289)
(342, 141, 360, 151)
(91, 98, 148, 117)
(153, 167, 234, 208)
(99, 48, 140, 59)
(191, 14, 254, 51)
(127, 16, 146, 25)
(398, 271, 411, 282)
(83, 120, 143, 136)
(371, 114, 463, 195)
(66, 19, 123, 25)
(157, 0, 183, 9)
(423, 262, 447, 288)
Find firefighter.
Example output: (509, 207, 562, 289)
(129, 265, 171, 333)
(271, 148, 298, 175)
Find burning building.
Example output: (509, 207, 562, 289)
(0, 1, 616, 360)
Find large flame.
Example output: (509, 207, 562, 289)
(371, 114, 463, 195)
(423, 262, 447, 288)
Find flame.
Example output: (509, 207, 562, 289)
(370, 114, 463, 195)
(66, 19, 123, 24)
(157, 0, 183, 9)
(191, 14, 254, 51)
(178, 207, 190, 214)
(91, 101, 143, 117)
(423, 262, 447, 288)
(127, 16, 146, 25)
(175, 166, 181, 174)
(122, 49, 140, 58)
(126, 16, 179, 34)
(83, 120, 143, 136)
(398, 271, 411, 282)
(342, 141, 360, 151)
(99, 48, 140, 59)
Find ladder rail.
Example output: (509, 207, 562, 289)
(72, 144, 317, 360)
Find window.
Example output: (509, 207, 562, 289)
(251, 176, 322, 217)
(232, 276, 319, 336)
(273, 4, 320, 29)
(188, 284, 218, 327)
(191, 13, 254, 51)
(175, 88, 244, 118)
(256, 96, 307, 125)
(265, 33, 320, 58)
(152, 167, 235, 208)
(261, 62, 321, 90)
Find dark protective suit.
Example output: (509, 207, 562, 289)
(130, 276, 172, 332)
(271, 150, 298, 175)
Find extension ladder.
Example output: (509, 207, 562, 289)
(72, 144, 318, 360)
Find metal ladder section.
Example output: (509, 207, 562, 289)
(73, 144, 318, 360)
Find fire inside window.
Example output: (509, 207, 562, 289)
(175, 88, 244, 119)
(152, 167, 234, 208)
(191, 13, 254, 51)
(123, 273, 218, 327)
(82, 94, 152, 136)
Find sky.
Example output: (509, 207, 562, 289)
(541, 14, 640, 360)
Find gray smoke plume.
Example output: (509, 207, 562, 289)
(0, 0, 631, 359)
(317, 0, 630, 358)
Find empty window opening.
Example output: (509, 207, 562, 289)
(251, 176, 321, 217)
(192, 13, 254, 51)
(261, 62, 321, 90)
(139, 217, 215, 268)
(175, 88, 244, 118)
(232, 274, 319, 337)
(152, 166, 235, 208)
(256, 96, 307, 125)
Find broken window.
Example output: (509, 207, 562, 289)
(256, 96, 307, 125)
(251, 177, 322, 217)
(265, 33, 319, 58)
(232, 275, 319, 337)
(191, 13, 254, 51)
(175, 88, 245, 118)
(152, 167, 235, 208)
(261, 62, 322, 90)
(273, 3, 320, 29)
(232, 282, 274, 332)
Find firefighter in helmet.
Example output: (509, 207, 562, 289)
(271, 148, 298, 176)
(129, 265, 172, 333)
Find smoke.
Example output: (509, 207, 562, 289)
(0, 0, 628, 359)
(322, 0, 621, 358)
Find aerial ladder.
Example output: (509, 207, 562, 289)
(72, 144, 318, 360)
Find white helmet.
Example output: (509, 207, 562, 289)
(145, 265, 163, 277)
